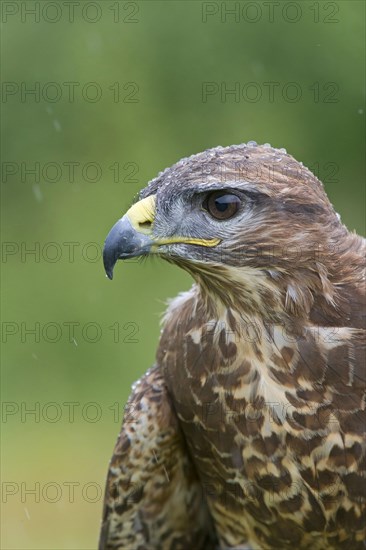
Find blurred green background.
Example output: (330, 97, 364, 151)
(1, 1, 365, 548)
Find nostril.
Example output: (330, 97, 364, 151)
(138, 221, 152, 229)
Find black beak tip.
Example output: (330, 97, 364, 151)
(103, 249, 117, 281)
(103, 219, 125, 281)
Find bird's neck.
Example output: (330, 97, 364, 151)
(187, 236, 365, 332)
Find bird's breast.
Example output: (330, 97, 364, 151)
(158, 301, 366, 548)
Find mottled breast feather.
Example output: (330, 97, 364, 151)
(158, 286, 366, 549)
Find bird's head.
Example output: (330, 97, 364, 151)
(103, 143, 346, 320)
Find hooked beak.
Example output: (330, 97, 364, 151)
(103, 196, 156, 280)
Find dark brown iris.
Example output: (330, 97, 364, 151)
(203, 191, 241, 220)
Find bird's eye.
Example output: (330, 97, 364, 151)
(203, 191, 241, 220)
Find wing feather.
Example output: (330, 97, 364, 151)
(99, 364, 217, 550)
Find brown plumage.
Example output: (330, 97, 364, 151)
(100, 143, 366, 549)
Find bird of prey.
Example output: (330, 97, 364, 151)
(100, 142, 365, 549)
